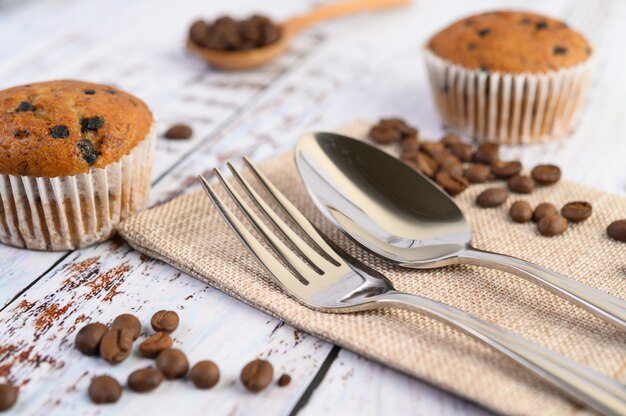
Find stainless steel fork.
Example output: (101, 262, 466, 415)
(199, 158, 626, 416)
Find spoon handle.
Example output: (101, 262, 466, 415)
(457, 247, 626, 330)
(377, 291, 626, 416)
(282, 0, 411, 38)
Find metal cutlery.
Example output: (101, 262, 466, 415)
(199, 158, 626, 416)
(294, 132, 626, 330)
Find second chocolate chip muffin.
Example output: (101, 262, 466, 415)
(0, 80, 156, 250)
(424, 10, 593, 144)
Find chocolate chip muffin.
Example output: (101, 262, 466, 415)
(0, 80, 156, 250)
(424, 10, 593, 144)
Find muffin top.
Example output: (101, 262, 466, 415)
(427, 11, 592, 73)
(0, 80, 153, 178)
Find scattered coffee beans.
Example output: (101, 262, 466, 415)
(561, 201, 592, 223)
(450, 143, 473, 162)
(277, 374, 291, 387)
(400, 136, 419, 153)
(531, 164, 561, 185)
(0, 384, 18, 412)
(150, 310, 179, 334)
(509, 201, 532, 223)
(240, 359, 273, 393)
(369, 118, 417, 145)
(476, 188, 509, 208)
(156, 348, 189, 379)
(190, 361, 220, 389)
(111, 314, 141, 340)
(607, 220, 626, 242)
(435, 171, 469, 196)
(491, 161, 522, 179)
(127, 367, 164, 393)
(189, 15, 282, 51)
(88, 375, 122, 404)
(369, 125, 401, 144)
(507, 175, 534, 194)
(139, 332, 173, 359)
(473, 143, 499, 165)
(99, 328, 134, 364)
(533, 203, 558, 223)
(75, 322, 107, 356)
(164, 124, 192, 140)
(464, 164, 491, 183)
(537, 214, 568, 237)
(414, 152, 438, 178)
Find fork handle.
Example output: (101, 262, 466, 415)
(457, 247, 626, 330)
(376, 291, 626, 416)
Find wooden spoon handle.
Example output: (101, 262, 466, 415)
(282, 0, 411, 38)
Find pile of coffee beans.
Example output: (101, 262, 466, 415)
(367, 118, 626, 242)
(75, 310, 288, 406)
(189, 15, 282, 52)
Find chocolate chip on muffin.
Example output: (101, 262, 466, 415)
(50, 125, 70, 139)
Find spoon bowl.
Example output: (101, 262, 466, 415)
(295, 132, 626, 329)
(187, 0, 410, 70)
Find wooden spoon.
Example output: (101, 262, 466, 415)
(187, 0, 411, 70)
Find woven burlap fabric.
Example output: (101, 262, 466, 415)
(119, 123, 626, 416)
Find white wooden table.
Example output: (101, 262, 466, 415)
(1, 0, 625, 414)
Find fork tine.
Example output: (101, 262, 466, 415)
(198, 175, 308, 290)
(227, 162, 334, 271)
(243, 157, 342, 265)
(213, 168, 319, 281)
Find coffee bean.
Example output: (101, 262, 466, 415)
(607, 220, 626, 242)
(507, 175, 535, 194)
(50, 125, 70, 139)
(414, 152, 438, 178)
(75, 322, 108, 356)
(164, 124, 193, 140)
(400, 150, 418, 163)
(537, 214, 568, 237)
(80, 116, 105, 133)
(435, 171, 468, 196)
(533, 203, 558, 222)
(421, 142, 446, 159)
(139, 332, 173, 358)
(438, 157, 464, 176)
(473, 143, 499, 165)
(0, 384, 18, 411)
(440, 133, 461, 147)
(476, 188, 508, 208)
(76, 139, 98, 165)
(450, 143, 473, 162)
(151, 310, 179, 334)
(127, 367, 164, 393)
(400, 137, 419, 153)
(531, 164, 561, 185)
(561, 201, 592, 223)
(190, 361, 220, 389)
(464, 163, 491, 183)
(111, 313, 141, 340)
(509, 201, 532, 223)
(491, 161, 522, 179)
(240, 359, 273, 393)
(277, 374, 291, 387)
(88, 375, 122, 404)
(156, 348, 189, 379)
(99, 328, 134, 364)
(15, 101, 35, 112)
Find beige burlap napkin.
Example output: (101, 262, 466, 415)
(118, 123, 626, 416)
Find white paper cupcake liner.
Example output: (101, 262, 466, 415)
(423, 49, 593, 144)
(0, 123, 156, 251)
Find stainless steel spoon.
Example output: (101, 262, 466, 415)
(294, 132, 626, 330)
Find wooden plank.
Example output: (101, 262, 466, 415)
(299, 349, 490, 416)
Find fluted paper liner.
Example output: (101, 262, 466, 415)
(119, 122, 625, 416)
(0, 124, 156, 250)
(424, 49, 593, 143)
